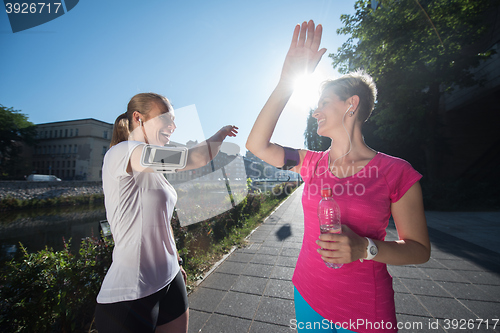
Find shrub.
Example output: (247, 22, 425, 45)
(0, 182, 297, 332)
(0, 236, 113, 333)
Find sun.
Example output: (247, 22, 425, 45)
(289, 70, 327, 110)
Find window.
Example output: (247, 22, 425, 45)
(63, 145, 67, 154)
(70, 129, 73, 136)
(74, 145, 78, 153)
(68, 144, 72, 153)
(73, 161, 76, 167)
(75, 128, 79, 136)
(102, 146, 107, 155)
(59, 130, 63, 137)
(58, 145, 61, 154)
(103, 131, 108, 139)
(49, 130, 52, 138)
(65, 129, 68, 137)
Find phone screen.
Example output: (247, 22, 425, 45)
(151, 149, 183, 164)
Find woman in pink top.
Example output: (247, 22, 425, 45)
(246, 21, 430, 333)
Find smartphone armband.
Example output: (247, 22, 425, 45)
(140, 144, 188, 173)
(279, 146, 300, 170)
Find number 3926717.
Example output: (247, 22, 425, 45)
(5, 3, 62, 14)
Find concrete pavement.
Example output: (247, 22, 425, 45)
(187, 185, 500, 332)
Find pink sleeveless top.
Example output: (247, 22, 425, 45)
(292, 151, 422, 333)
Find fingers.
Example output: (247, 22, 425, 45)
(290, 24, 300, 48)
(297, 21, 308, 47)
(294, 20, 323, 50)
(310, 23, 323, 51)
(180, 266, 187, 284)
(304, 20, 315, 48)
(317, 226, 367, 263)
(221, 125, 238, 137)
(316, 238, 340, 250)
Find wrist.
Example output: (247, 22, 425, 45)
(360, 237, 378, 262)
(275, 79, 295, 95)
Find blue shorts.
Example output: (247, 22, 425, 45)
(294, 287, 356, 333)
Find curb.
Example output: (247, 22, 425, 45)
(188, 189, 298, 294)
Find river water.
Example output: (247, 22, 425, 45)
(0, 180, 299, 262)
(0, 204, 106, 262)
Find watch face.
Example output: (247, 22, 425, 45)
(369, 246, 378, 256)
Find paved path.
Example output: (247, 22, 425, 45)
(188, 185, 500, 332)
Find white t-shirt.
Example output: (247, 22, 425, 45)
(97, 141, 179, 304)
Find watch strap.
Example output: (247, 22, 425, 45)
(364, 237, 378, 261)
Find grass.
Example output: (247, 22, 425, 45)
(180, 186, 297, 291)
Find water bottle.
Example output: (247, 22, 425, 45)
(318, 187, 343, 269)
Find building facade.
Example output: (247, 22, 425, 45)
(33, 119, 113, 181)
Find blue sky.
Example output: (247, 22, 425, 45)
(1, 0, 356, 153)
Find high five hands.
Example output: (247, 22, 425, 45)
(280, 20, 327, 86)
(218, 125, 238, 139)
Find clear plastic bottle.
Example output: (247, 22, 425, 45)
(318, 187, 343, 269)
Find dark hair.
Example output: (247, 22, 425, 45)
(109, 93, 172, 147)
(321, 70, 377, 123)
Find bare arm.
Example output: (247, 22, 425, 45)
(375, 181, 431, 265)
(317, 182, 431, 266)
(177, 125, 238, 171)
(246, 20, 326, 171)
(126, 126, 238, 174)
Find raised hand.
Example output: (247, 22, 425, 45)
(218, 125, 238, 139)
(280, 20, 327, 86)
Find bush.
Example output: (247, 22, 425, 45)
(0, 236, 113, 333)
(0, 182, 297, 332)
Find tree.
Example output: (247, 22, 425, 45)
(0, 105, 37, 179)
(304, 109, 331, 151)
(330, 0, 497, 180)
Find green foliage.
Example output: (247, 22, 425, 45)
(172, 183, 298, 290)
(304, 109, 331, 151)
(0, 185, 298, 331)
(330, 0, 497, 177)
(0, 105, 38, 179)
(0, 236, 113, 333)
(246, 177, 252, 191)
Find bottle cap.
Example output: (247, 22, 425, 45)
(321, 187, 332, 197)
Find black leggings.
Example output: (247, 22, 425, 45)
(95, 270, 188, 333)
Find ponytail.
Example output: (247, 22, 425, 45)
(109, 112, 130, 148)
(109, 93, 172, 148)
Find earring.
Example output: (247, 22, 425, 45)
(349, 111, 354, 117)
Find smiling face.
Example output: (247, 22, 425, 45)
(313, 86, 351, 137)
(143, 101, 176, 146)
